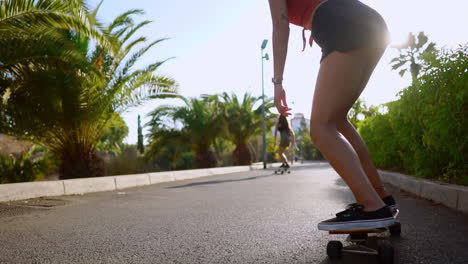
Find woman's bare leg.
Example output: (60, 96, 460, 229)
(338, 120, 390, 198)
(310, 45, 386, 211)
(335, 46, 390, 198)
(278, 146, 288, 164)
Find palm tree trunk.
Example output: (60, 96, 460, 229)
(233, 143, 252, 165)
(193, 145, 217, 168)
(59, 149, 104, 179)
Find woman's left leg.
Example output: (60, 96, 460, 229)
(278, 146, 288, 165)
(335, 46, 391, 199)
(310, 45, 387, 212)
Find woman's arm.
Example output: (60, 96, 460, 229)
(268, 0, 291, 116)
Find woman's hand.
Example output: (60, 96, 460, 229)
(274, 84, 291, 116)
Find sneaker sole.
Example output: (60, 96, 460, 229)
(318, 217, 396, 231)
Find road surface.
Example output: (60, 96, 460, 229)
(1, 162, 467, 263)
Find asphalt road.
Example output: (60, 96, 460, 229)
(1, 162, 467, 264)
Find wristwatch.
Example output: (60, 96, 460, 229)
(272, 77, 283, 85)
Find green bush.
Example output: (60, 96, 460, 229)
(104, 145, 154, 176)
(361, 45, 468, 185)
(0, 150, 49, 183)
(299, 135, 323, 160)
(359, 113, 401, 170)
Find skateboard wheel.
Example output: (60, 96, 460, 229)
(287, 170, 291, 174)
(378, 241, 394, 264)
(281, 170, 284, 174)
(326, 241, 343, 259)
(389, 222, 401, 237)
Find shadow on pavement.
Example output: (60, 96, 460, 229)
(167, 173, 282, 189)
(285, 162, 331, 171)
(168, 162, 331, 189)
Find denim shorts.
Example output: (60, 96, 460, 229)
(312, 0, 390, 62)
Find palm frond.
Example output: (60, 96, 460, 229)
(120, 38, 169, 73)
(121, 20, 152, 44)
(114, 75, 178, 113)
(0, 0, 112, 53)
(107, 9, 144, 33)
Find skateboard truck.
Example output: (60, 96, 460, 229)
(326, 222, 401, 264)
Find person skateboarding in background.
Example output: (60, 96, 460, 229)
(274, 115, 296, 169)
(268, 0, 398, 230)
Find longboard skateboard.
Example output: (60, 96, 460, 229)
(324, 211, 401, 264)
(274, 167, 290, 174)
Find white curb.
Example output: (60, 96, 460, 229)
(379, 170, 468, 214)
(0, 181, 65, 202)
(63, 177, 116, 195)
(0, 163, 275, 203)
(114, 174, 151, 189)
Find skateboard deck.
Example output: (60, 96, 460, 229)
(329, 227, 387, 235)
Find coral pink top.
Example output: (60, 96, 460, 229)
(287, 0, 327, 51)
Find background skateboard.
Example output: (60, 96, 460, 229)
(274, 167, 290, 174)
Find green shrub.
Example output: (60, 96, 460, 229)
(361, 45, 467, 185)
(299, 135, 323, 160)
(359, 113, 402, 170)
(104, 145, 154, 176)
(0, 150, 49, 183)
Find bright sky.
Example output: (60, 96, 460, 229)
(88, 0, 467, 144)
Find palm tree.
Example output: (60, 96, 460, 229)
(145, 128, 192, 170)
(391, 32, 436, 84)
(217, 92, 274, 165)
(96, 113, 129, 155)
(0, 0, 109, 42)
(146, 96, 222, 169)
(0, 0, 112, 95)
(0, 4, 178, 179)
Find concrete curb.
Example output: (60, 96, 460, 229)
(0, 181, 65, 202)
(0, 163, 270, 203)
(379, 170, 468, 214)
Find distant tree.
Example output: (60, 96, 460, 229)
(216, 92, 274, 165)
(97, 113, 128, 155)
(295, 115, 323, 160)
(137, 115, 145, 154)
(146, 96, 222, 168)
(391, 32, 436, 84)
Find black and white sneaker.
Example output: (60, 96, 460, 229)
(346, 195, 399, 217)
(382, 195, 399, 216)
(317, 205, 396, 231)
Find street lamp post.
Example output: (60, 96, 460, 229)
(261, 39, 269, 169)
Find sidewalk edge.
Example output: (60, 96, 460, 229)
(379, 170, 468, 214)
(0, 163, 278, 203)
